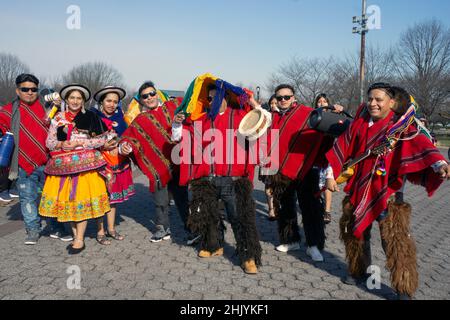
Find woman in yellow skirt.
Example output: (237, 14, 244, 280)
(39, 84, 117, 254)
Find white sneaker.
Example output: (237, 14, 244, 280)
(275, 242, 300, 253)
(306, 246, 324, 262)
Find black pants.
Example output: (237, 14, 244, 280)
(277, 168, 325, 249)
(152, 170, 189, 233)
(0, 167, 11, 193)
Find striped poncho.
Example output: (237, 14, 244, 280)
(0, 100, 49, 175)
(326, 106, 446, 239)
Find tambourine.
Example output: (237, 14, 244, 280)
(238, 108, 272, 141)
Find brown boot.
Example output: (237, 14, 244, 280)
(211, 248, 224, 257)
(242, 259, 258, 274)
(198, 250, 211, 258)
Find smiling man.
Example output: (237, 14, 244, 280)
(0, 74, 49, 245)
(326, 82, 450, 300)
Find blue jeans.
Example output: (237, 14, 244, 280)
(17, 166, 45, 232)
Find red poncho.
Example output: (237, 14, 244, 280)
(327, 106, 446, 239)
(263, 104, 330, 181)
(121, 101, 177, 192)
(179, 107, 255, 186)
(0, 100, 49, 175)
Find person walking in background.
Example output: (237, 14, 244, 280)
(314, 93, 335, 225)
(259, 94, 278, 221)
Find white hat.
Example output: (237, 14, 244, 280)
(60, 84, 91, 101)
(93, 86, 127, 102)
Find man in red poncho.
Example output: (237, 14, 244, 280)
(260, 84, 336, 263)
(172, 82, 262, 275)
(0, 74, 49, 245)
(119, 81, 190, 244)
(326, 82, 449, 299)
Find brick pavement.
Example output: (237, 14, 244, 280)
(0, 159, 449, 300)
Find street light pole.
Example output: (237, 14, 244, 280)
(359, 0, 367, 104)
(353, 0, 369, 104)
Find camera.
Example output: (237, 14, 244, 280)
(44, 92, 61, 102)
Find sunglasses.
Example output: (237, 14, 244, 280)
(141, 91, 157, 100)
(19, 87, 39, 93)
(276, 95, 293, 102)
(207, 96, 214, 103)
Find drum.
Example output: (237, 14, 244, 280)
(308, 107, 352, 137)
(0, 132, 15, 168)
(238, 108, 272, 141)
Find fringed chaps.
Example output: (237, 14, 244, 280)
(272, 174, 301, 244)
(234, 178, 262, 266)
(188, 179, 224, 252)
(379, 200, 418, 297)
(340, 196, 369, 278)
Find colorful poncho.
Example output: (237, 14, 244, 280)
(175, 73, 251, 121)
(326, 105, 446, 239)
(0, 100, 49, 175)
(121, 101, 178, 192)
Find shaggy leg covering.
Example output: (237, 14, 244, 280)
(340, 197, 367, 278)
(188, 179, 221, 252)
(380, 200, 418, 297)
(233, 178, 262, 266)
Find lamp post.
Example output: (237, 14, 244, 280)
(256, 86, 261, 102)
(352, 0, 369, 104)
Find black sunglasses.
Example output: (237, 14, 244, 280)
(19, 87, 39, 93)
(141, 91, 157, 100)
(276, 95, 293, 102)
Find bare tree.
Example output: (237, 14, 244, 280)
(393, 19, 450, 119)
(57, 62, 126, 104)
(0, 53, 31, 105)
(266, 56, 336, 106)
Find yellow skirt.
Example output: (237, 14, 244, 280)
(39, 171, 111, 223)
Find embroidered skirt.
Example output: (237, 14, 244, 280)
(108, 166, 135, 204)
(39, 171, 110, 223)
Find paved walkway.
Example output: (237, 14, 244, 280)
(0, 153, 449, 300)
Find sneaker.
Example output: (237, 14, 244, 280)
(9, 190, 19, 198)
(150, 229, 171, 243)
(186, 233, 201, 246)
(0, 191, 13, 203)
(50, 231, 74, 242)
(25, 230, 40, 245)
(306, 246, 324, 262)
(275, 242, 300, 253)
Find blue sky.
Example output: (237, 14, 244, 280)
(1, 0, 449, 94)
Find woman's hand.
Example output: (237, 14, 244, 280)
(62, 140, 81, 151)
(332, 104, 345, 113)
(119, 142, 133, 156)
(103, 139, 118, 151)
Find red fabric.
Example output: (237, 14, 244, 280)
(326, 107, 446, 239)
(0, 100, 49, 175)
(179, 107, 255, 186)
(121, 101, 177, 192)
(265, 104, 329, 181)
